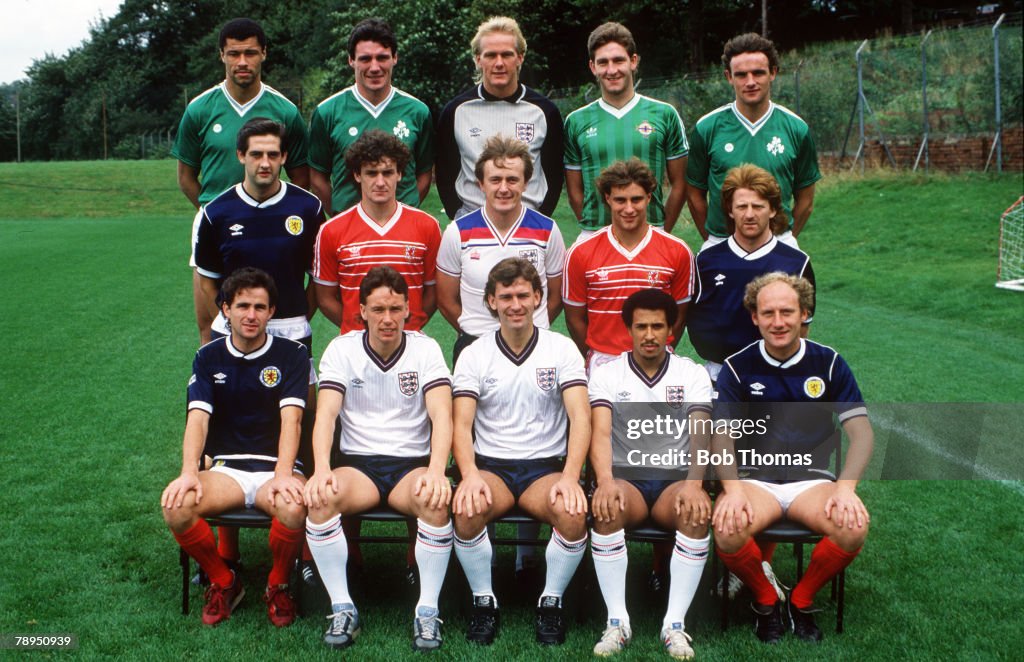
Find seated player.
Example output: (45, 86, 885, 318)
(587, 289, 713, 658)
(712, 272, 873, 644)
(451, 258, 590, 646)
(161, 268, 309, 627)
(303, 266, 453, 651)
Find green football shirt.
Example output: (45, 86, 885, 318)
(308, 86, 434, 214)
(172, 82, 309, 205)
(686, 101, 822, 237)
(564, 94, 688, 229)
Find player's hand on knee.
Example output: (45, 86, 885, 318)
(267, 473, 305, 508)
(676, 481, 712, 527)
(303, 470, 337, 510)
(824, 484, 869, 530)
(415, 469, 452, 511)
(592, 481, 625, 523)
(550, 473, 587, 516)
(712, 488, 753, 536)
(453, 471, 491, 518)
(162, 471, 202, 509)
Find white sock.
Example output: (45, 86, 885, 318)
(306, 515, 353, 608)
(415, 519, 453, 612)
(662, 531, 710, 632)
(541, 529, 587, 599)
(454, 529, 495, 601)
(591, 529, 629, 628)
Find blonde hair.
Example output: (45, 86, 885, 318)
(471, 16, 526, 83)
(721, 163, 788, 235)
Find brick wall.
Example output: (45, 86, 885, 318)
(821, 125, 1022, 172)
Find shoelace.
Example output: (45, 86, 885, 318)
(266, 587, 293, 614)
(415, 616, 444, 641)
(664, 628, 692, 647)
(327, 610, 355, 635)
(599, 625, 629, 646)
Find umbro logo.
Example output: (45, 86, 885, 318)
(617, 391, 631, 400)
(229, 224, 244, 236)
(485, 377, 498, 386)
(469, 127, 482, 138)
(714, 273, 726, 286)
(750, 382, 765, 395)
(351, 378, 364, 388)
(214, 372, 227, 383)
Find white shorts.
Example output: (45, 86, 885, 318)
(744, 478, 830, 514)
(188, 207, 204, 268)
(704, 360, 723, 383)
(209, 465, 275, 509)
(700, 231, 800, 253)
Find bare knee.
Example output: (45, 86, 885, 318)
(550, 510, 587, 541)
(273, 499, 307, 529)
(676, 518, 709, 540)
(453, 510, 488, 539)
(829, 519, 869, 552)
(713, 527, 752, 554)
(161, 495, 199, 533)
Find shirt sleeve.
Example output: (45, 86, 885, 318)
(538, 98, 565, 217)
(434, 100, 461, 220)
(802, 257, 816, 323)
(171, 107, 201, 168)
(544, 222, 566, 278)
(793, 127, 822, 190)
(436, 220, 463, 277)
(414, 104, 435, 174)
(671, 242, 695, 304)
(451, 343, 481, 399)
(420, 337, 452, 393)
(712, 359, 745, 421)
(557, 335, 588, 391)
(280, 342, 309, 409)
(284, 106, 309, 168)
(193, 209, 223, 279)
(317, 337, 349, 394)
(685, 123, 709, 189)
(665, 106, 689, 159)
(587, 362, 614, 408)
(685, 362, 714, 414)
(312, 220, 339, 286)
(186, 350, 214, 414)
(422, 216, 442, 285)
(561, 244, 587, 306)
(307, 106, 332, 174)
(828, 353, 867, 422)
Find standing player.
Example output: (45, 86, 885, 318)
(564, 22, 689, 237)
(161, 268, 309, 627)
(587, 289, 713, 658)
(687, 164, 814, 383)
(436, 16, 564, 220)
(563, 158, 695, 370)
(304, 267, 453, 651)
(436, 134, 566, 365)
(308, 18, 434, 217)
(313, 130, 441, 335)
(712, 272, 873, 644)
(686, 33, 821, 250)
(194, 118, 323, 348)
(451, 258, 590, 646)
(173, 17, 310, 341)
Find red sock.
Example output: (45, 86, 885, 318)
(175, 519, 234, 588)
(717, 538, 778, 606)
(759, 541, 777, 563)
(217, 526, 240, 562)
(302, 539, 313, 562)
(652, 540, 672, 574)
(791, 537, 860, 609)
(342, 518, 363, 566)
(268, 518, 303, 586)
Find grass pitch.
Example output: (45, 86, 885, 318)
(0, 161, 1021, 660)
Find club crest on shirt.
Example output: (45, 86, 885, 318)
(285, 215, 303, 236)
(767, 136, 786, 156)
(636, 120, 655, 137)
(518, 248, 540, 268)
(515, 122, 535, 142)
(648, 271, 661, 285)
(536, 367, 556, 391)
(405, 245, 417, 259)
(260, 366, 281, 387)
(803, 376, 825, 399)
(399, 371, 420, 395)
(666, 386, 685, 409)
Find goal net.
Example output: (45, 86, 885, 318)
(997, 196, 1024, 291)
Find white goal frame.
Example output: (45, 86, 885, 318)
(997, 196, 1024, 292)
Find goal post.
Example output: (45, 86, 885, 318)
(997, 196, 1024, 291)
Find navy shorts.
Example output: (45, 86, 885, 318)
(338, 454, 429, 502)
(626, 479, 676, 510)
(477, 455, 564, 501)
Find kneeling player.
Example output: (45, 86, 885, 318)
(452, 258, 590, 646)
(304, 266, 453, 651)
(712, 273, 873, 643)
(161, 268, 309, 627)
(587, 289, 713, 658)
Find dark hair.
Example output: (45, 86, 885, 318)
(348, 18, 397, 59)
(721, 163, 788, 235)
(219, 18, 267, 50)
(587, 22, 637, 60)
(221, 267, 277, 307)
(236, 117, 287, 154)
(344, 130, 411, 181)
(474, 134, 533, 183)
(722, 32, 780, 73)
(359, 266, 409, 304)
(483, 258, 542, 318)
(596, 157, 656, 197)
(621, 289, 678, 328)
